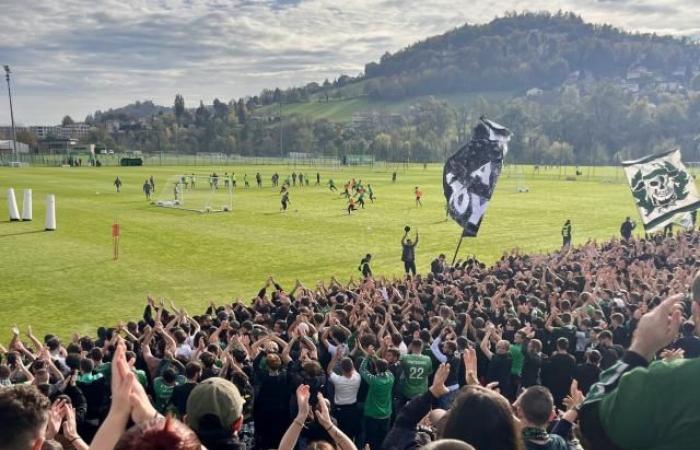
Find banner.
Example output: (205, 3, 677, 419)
(443, 118, 511, 237)
(622, 149, 700, 232)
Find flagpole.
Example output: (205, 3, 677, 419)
(451, 233, 465, 265)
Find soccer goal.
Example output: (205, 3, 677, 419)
(154, 174, 233, 213)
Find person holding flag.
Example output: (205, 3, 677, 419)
(401, 226, 419, 276)
(443, 117, 511, 261)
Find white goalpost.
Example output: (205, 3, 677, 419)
(154, 173, 233, 213)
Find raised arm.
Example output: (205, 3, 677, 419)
(480, 327, 494, 360)
(430, 336, 447, 363)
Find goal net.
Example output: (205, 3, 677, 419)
(154, 174, 233, 213)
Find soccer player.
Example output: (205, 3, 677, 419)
(256, 172, 262, 188)
(562, 219, 572, 247)
(149, 175, 156, 192)
(328, 179, 337, 192)
(401, 228, 419, 275)
(143, 180, 152, 200)
(298, 173, 304, 186)
(342, 182, 351, 199)
(244, 174, 250, 188)
(368, 184, 375, 203)
(190, 173, 196, 189)
(174, 182, 181, 201)
(316, 172, 321, 185)
(224, 172, 230, 188)
(280, 187, 290, 211)
(357, 189, 366, 209)
(347, 197, 357, 215)
(414, 186, 423, 207)
(231, 172, 237, 188)
(392, 171, 397, 183)
(292, 172, 297, 186)
(113, 176, 122, 193)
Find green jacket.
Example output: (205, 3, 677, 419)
(581, 351, 700, 450)
(360, 357, 394, 419)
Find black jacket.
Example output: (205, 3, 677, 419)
(382, 390, 437, 450)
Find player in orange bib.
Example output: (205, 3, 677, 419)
(415, 186, 423, 207)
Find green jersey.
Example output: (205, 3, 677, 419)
(399, 353, 433, 398)
(359, 357, 394, 419)
(153, 375, 184, 413)
(509, 343, 524, 376)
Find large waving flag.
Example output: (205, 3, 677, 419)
(443, 118, 511, 237)
(622, 149, 700, 232)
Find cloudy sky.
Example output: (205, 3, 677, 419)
(1, 0, 699, 124)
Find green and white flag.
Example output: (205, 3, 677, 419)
(622, 149, 699, 232)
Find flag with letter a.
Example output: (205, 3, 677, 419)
(622, 149, 700, 232)
(443, 118, 511, 237)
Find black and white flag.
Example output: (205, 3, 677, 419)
(443, 118, 511, 237)
(623, 149, 699, 232)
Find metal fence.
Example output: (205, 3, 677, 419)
(0, 152, 343, 168)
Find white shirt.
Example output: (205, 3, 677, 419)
(329, 371, 361, 405)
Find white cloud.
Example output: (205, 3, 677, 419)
(0, 0, 698, 124)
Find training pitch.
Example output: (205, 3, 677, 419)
(0, 164, 670, 337)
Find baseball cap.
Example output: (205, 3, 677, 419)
(186, 377, 245, 432)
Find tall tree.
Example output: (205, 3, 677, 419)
(174, 94, 185, 126)
(61, 115, 75, 126)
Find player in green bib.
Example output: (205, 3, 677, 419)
(399, 339, 433, 399)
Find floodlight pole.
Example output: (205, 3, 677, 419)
(4, 65, 18, 161)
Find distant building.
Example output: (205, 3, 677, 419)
(62, 122, 92, 139)
(38, 138, 79, 154)
(30, 125, 63, 139)
(0, 140, 30, 154)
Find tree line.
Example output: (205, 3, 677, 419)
(83, 81, 700, 165)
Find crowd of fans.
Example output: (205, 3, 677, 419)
(1, 230, 700, 450)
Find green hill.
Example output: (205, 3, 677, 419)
(257, 91, 515, 123)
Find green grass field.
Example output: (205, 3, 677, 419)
(0, 164, 673, 339)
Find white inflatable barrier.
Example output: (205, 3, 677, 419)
(22, 189, 32, 221)
(45, 194, 56, 231)
(7, 188, 20, 221)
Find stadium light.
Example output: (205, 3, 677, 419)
(4, 65, 18, 162)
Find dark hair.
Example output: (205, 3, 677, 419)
(90, 347, 104, 362)
(0, 385, 51, 450)
(556, 337, 569, 351)
(374, 359, 389, 373)
(518, 386, 553, 426)
(114, 416, 202, 450)
(185, 362, 202, 380)
(441, 385, 524, 450)
(598, 330, 613, 342)
(80, 358, 95, 374)
(340, 357, 354, 374)
(46, 337, 60, 351)
(162, 368, 177, 384)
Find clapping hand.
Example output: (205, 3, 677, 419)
(429, 363, 450, 398)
